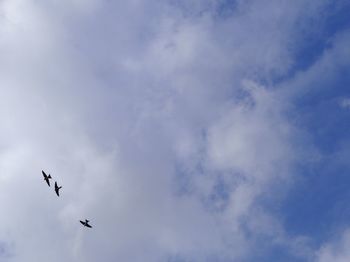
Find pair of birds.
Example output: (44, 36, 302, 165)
(42, 170, 92, 228)
(42, 170, 62, 196)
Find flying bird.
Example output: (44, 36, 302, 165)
(42, 170, 52, 187)
(54, 181, 62, 197)
(80, 219, 92, 228)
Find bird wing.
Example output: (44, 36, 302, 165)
(80, 220, 85, 225)
(45, 178, 50, 187)
(42, 170, 47, 178)
(86, 223, 92, 228)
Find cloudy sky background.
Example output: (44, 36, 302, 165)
(0, 0, 350, 261)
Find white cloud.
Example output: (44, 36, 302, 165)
(280, 28, 350, 100)
(316, 230, 350, 262)
(340, 98, 350, 109)
(0, 0, 347, 261)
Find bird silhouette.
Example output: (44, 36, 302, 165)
(42, 170, 52, 187)
(80, 219, 92, 228)
(54, 181, 62, 196)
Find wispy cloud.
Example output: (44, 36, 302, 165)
(339, 98, 350, 109)
(316, 230, 350, 262)
(0, 0, 349, 261)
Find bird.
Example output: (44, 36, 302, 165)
(54, 181, 62, 196)
(80, 219, 92, 228)
(42, 170, 52, 187)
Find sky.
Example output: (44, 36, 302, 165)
(0, 0, 350, 261)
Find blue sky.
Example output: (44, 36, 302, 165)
(0, 0, 350, 261)
(282, 0, 350, 239)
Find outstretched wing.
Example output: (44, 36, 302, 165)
(85, 222, 92, 228)
(80, 220, 85, 226)
(42, 170, 47, 178)
(45, 178, 50, 187)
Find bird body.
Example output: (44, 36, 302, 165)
(42, 170, 52, 187)
(54, 181, 62, 196)
(80, 219, 92, 228)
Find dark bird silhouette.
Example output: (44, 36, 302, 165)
(54, 181, 62, 196)
(42, 170, 52, 187)
(80, 219, 92, 228)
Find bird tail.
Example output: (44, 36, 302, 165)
(48, 175, 52, 179)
